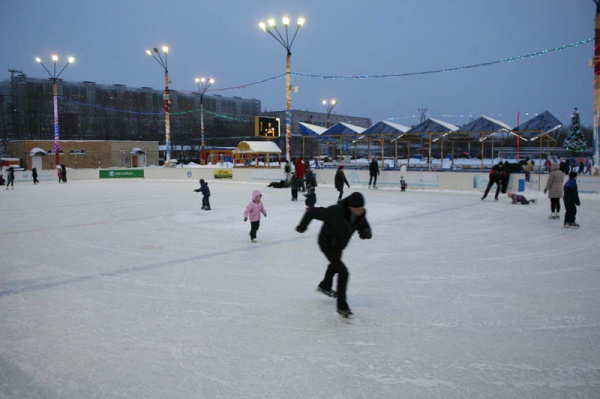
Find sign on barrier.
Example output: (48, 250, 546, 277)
(99, 170, 144, 179)
(214, 169, 232, 179)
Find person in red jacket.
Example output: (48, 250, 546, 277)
(295, 158, 306, 191)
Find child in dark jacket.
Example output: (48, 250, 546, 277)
(193, 179, 211, 210)
(563, 172, 581, 228)
(304, 186, 316, 210)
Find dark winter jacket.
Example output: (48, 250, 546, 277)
(304, 189, 316, 208)
(296, 196, 371, 252)
(563, 178, 580, 206)
(194, 180, 210, 197)
(369, 159, 380, 176)
(334, 170, 349, 190)
(489, 164, 504, 183)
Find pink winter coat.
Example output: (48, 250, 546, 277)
(244, 190, 267, 222)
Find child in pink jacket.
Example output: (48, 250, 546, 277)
(244, 189, 267, 242)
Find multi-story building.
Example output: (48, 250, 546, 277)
(0, 71, 261, 156)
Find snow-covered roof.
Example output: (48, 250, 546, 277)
(407, 118, 459, 134)
(363, 120, 411, 135)
(298, 122, 328, 136)
(322, 122, 366, 136)
(233, 141, 282, 154)
(29, 147, 47, 156)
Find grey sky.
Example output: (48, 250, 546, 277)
(0, 0, 593, 127)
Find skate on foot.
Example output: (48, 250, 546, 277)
(316, 286, 337, 298)
(337, 308, 353, 319)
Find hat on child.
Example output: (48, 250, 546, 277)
(347, 192, 365, 208)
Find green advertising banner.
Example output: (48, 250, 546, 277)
(99, 170, 145, 179)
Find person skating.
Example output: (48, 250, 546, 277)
(481, 161, 504, 200)
(400, 176, 407, 192)
(304, 186, 316, 210)
(368, 158, 380, 189)
(244, 190, 267, 242)
(563, 172, 581, 228)
(295, 192, 372, 319)
(334, 165, 350, 200)
(32, 167, 39, 184)
(193, 179, 211, 210)
(543, 162, 564, 219)
(6, 167, 15, 190)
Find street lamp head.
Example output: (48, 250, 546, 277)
(153, 47, 159, 53)
(208, 78, 215, 85)
(322, 100, 327, 105)
(35, 57, 42, 63)
(146, 49, 152, 56)
(52, 54, 58, 62)
(331, 99, 336, 105)
(162, 46, 169, 53)
(282, 16, 290, 26)
(267, 18, 276, 27)
(258, 22, 267, 32)
(297, 17, 305, 26)
(67, 57, 75, 64)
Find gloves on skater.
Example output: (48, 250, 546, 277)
(296, 225, 306, 233)
(543, 189, 547, 194)
(244, 217, 247, 222)
(359, 228, 372, 239)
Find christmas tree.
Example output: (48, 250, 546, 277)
(563, 107, 587, 152)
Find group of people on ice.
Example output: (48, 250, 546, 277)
(482, 160, 582, 228)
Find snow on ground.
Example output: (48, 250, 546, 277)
(1, 179, 599, 398)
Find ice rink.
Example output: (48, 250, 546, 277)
(1, 178, 599, 398)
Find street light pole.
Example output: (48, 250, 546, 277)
(195, 77, 215, 165)
(322, 99, 337, 128)
(259, 16, 305, 162)
(323, 99, 337, 161)
(146, 46, 171, 165)
(36, 54, 74, 167)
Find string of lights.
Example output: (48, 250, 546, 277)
(58, 96, 250, 122)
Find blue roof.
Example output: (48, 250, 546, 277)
(455, 115, 511, 133)
(298, 122, 327, 136)
(362, 120, 410, 135)
(322, 122, 366, 136)
(513, 111, 562, 134)
(407, 118, 459, 133)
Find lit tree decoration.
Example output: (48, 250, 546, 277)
(563, 107, 587, 152)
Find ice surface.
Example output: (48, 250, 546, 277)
(1, 179, 599, 398)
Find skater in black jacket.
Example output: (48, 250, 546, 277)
(563, 172, 581, 228)
(296, 192, 372, 318)
(334, 165, 350, 200)
(481, 162, 504, 200)
(368, 158, 380, 188)
(193, 179, 211, 210)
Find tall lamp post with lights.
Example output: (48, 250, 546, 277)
(35, 54, 74, 167)
(146, 46, 172, 165)
(323, 99, 337, 160)
(259, 16, 305, 162)
(195, 77, 214, 165)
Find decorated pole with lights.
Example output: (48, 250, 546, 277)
(195, 77, 215, 165)
(593, 0, 600, 168)
(146, 46, 171, 165)
(35, 54, 74, 167)
(259, 16, 305, 162)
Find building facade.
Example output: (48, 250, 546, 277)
(0, 71, 261, 154)
(6, 140, 159, 170)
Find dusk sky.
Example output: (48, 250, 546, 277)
(0, 0, 594, 127)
